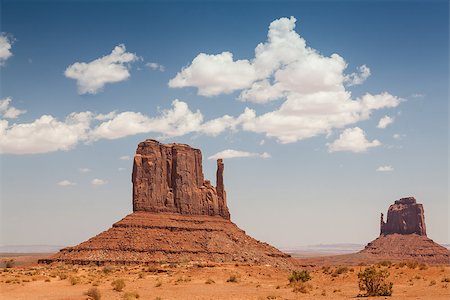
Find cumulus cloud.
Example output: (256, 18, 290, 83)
(345, 65, 371, 86)
(0, 33, 13, 65)
(169, 17, 401, 144)
(0, 99, 204, 155)
(89, 99, 203, 141)
(64, 44, 138, 94)
(91, 178, 108, 185)
(0, 111, 93, 154)
(208, 149, 271, 160)
(169, 52, 257, 96)
(78, 168, 91, 173)
(376, 165, 394, 172)
(58, 180, 76, 186)
(377, 115, 394, 129)
(327, 127, 381, 153)
(0, 97, 26, 119)
(146, 62, 165, 72)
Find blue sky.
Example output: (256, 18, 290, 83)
(0, 0, 448, 248)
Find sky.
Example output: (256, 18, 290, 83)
(0, 0, 448, 249)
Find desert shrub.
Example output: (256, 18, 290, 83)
(357, 266, 393, 297)
(322, 266, 331, 274)
(289, 270, 311, 283)
(429, 280, 436, 286)
(155, 280, 162, 287)
(3, 259, 15, 269)
(102, 265, 114, 274)
(397, 262, 406, 268)
(406, 261, 418, 269)
(419, 263, 428, 270)
(123, 291, 140, 300)
(69, 276, 81, 285)
(227, 274, 238, 283)
(85, 287, 101, 300)
(379, 261, 392, 267)
(111, 278, 126, 291)
(58, 272, 68, 280)
(205, 278, 215, 284)
(441, 277, 450, 283)
(332, 266, 349, 277)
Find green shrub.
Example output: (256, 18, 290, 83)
(85, 287, 101, 300)
(289, 270, 311, 283)
(357, 266, 393, 297)
(111, 278, 126, 291)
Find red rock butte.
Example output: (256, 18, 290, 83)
(360, 197, 449, 264)
(40, 140, 293, 268)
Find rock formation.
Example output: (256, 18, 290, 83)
(380, 197, 426, 236)
(361, 197, 449, 264)
(132, 140, 229, 219)
(40, 139, 293, 268)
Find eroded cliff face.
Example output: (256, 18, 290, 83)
(380, 197, 426, 236)
(132, 140, 230, 219)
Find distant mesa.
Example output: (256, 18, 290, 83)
(360, 197, 449, 264)
(40, 139, 293, 268)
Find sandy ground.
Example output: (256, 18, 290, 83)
(0, 255, 449, 299)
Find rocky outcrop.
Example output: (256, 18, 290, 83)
(132, 140, 229, 219)
(40, 139, 294, 268)
(360, 197, 449, 264)
(380, 197, 426, 236)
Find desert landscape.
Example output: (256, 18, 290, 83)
(1, 1, 449, 299)
(1, 140, 449, 299)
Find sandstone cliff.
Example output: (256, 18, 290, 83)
(132, 140, 230, 219)
(380, 197, 426, 236)
(40, 139, 293, 268)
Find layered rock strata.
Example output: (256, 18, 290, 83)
(40, 139, 292, 268)
(360, 197, 449, 264)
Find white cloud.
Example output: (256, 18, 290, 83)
(169, 52, 257, 96)
(208, 149, 271, 160)
(377, 115, 394, 129)
(169, 17, 401, 144)
(376, 165, 394, 172)
(345, 65, 371, 86)
(0, 111, 93, 154)
(89, 99, 203, 141)
(0, 97, 26, 119)
(118, 167, 126, 171)
(0, 33, 13, 65)
(119, 155, 130, 160)
(0, 99, 205, 155)
(91, 178, 107, 185)
(146, 62, 165, 72)
(327, 127, 381, 153)
(78, 168, 91, 173)
(58, 180, 76, 186)
(64, 44, 138, 94)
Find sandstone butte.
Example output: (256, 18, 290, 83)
(40, 139, 294, 268)
(359, 197, 450, 264)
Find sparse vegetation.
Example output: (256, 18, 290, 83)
(85, 287, 101, 300)
(288, 270, 311, 283)
(227, 274, 238, 283)
(102, 265, 114, 274)
(357, 266, 393, 297)
(406, 261, 418, 269)
(205, 278, 215, 284)
(123, 291, 140, 300)
(112, 278, 126, 291)
(3, 259, 15, 269)
(292, 282, 312, 294)
(69, 276, 80, 285)
(441, 277, 450, 283)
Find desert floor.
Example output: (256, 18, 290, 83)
(1, 254, 449, 300)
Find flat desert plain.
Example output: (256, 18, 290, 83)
(1, 254, 449, 299)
